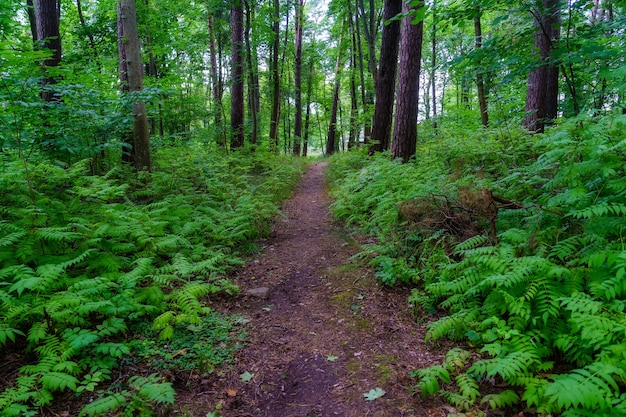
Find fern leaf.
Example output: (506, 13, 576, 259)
(456, 373, 480, 402)
(480, 389, 520, 409)
(79, 393, 128, 417)
(41, 372, 79, 392)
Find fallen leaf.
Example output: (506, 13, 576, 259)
(364, 387, 386, 401)
(225, 389, 237, 397)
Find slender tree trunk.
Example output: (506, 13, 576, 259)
(392, 1, 424, 163)
(545, 1, 560, 120)
(353, 0, 371, 143)
(244, 0, 259, 145)
(118, 0, 151, 171)
(35, 0, 62, 102)
(357, 0, 378, 86)
(269, 0, 281, 151)
(230, 0, 245, 148)
(27, 0, 38, 44)
(348, 6, 359, 149)
(431, 0, 438, 131)
(369, 0, 401, 154)
(474, 10, 488, 127)
(293, 0, 304, 156)
(303, 58, 314, 157)
(208, 14, 226, 147)
(326, 31, 345, 156)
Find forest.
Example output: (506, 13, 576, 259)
(1, 0, 625, 415)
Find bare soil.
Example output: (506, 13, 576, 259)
(175, 162, 450, 417)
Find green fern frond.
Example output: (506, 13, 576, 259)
(480, 389, 520, 409)
(41, 371, 79, 392)
(456, 373, 480, 402)
(79, 392, 128, 417)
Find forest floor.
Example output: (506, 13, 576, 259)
(175, 162, 450, 417)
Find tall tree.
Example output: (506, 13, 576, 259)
(118, 0, 152, 171)
(35, 0, 61, 102)
(293, 0, 305, 156)
(230, 0, 245, 148)
(391, 1, 424, 163)
(326, 31, 346, 156)
(474, 7, 488, 127)
(369, 0, 402, 153)
(208, 13, 226, 147)
(244, 0, 260, 145)
(269, 0, 281, 150)
(524, 0, 560, 133)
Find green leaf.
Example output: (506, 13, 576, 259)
(363, 387, 386, 401)
(239, 371, 254, 382)
(326, 355, 339, 362)
(41, 372, 79, 392)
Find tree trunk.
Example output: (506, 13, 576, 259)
(353, 0, 371, 143)
(369, 0, 401, 154)
(27, 0, 38, 44)
(474, 10, 488, 127)
(245, 0, 259, 145)
(208, 14, 226, 147)
(269, 0, 281, 151)
(230, 0, 245, 149)
(357, 0, 378, 86)
(35, 0, 62, 102)
(348, 6, 359, 149)
(118, 0, 151, 171)
(326, 31, 345, 156)
(524, 0, 559, 133)
(431, 0, 437, 131)
(391, 1, 424, 163)
(293, 0, 304, 156)
(303, 58, 314, 157)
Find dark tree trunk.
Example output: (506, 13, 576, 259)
(230, 0, 245, 149)
(369, 0, 401, 154)
(524, 0, 560, 132)
(303, 58, 314, 157)
(391, 1, 424, 163)
(118, 0, 151, 171)
(474, 10, 488, 127)
(357, 0, 378, 86)
(208, 15, 226, 147)
(348, 5, 359, 149)
(293, 0, 304, 156)
(244, 0, 259, 145)
(326, 32, 345, 156)
(35, 0, 62, 102)
(269, 0, 281, 151)
(27, 0, 38, 44)
(431, 0, 438, 131)
(353, 0, 371, 143)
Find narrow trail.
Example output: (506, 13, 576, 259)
(181, 162, 447, 417)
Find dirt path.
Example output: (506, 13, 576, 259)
(181, 162, 447, 417)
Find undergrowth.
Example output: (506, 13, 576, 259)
(328, 112, 626, 416)
(0, 146, 304, 416)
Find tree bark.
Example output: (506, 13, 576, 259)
(391, 1, 424, 163)
(208, 14, 226, 147)
(230, 0, 245, 149)
(474, 10, 488, 127)
(35, 0, 62, 102)
(269, 0, 281, 151)
(326, 31, 345, 156)
(293, 0, 304, 156)
(118, 0, 152, 171)
(369, 0, 401, 154)
(245, 0, 259, 145)
(431, 0, 438, 131)
(524, 0, 559, 133)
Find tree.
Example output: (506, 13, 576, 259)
(35, 0, 62, 102)
(369, 0, 402, 154)
(118, 0, 152, 171)
(524, 0, 560, 133)
(326, 30, 346, 156)
(391, 1, 424, 162)
(474, 7, 488, 127)
(230, 0, 245, 149)
(269, 0, 281, 151)
(293, 0, 305, 156)
(208, 13, 226, 147)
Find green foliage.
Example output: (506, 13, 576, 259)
(0, 147, 303, 414)
(330, 112, 626, 415)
